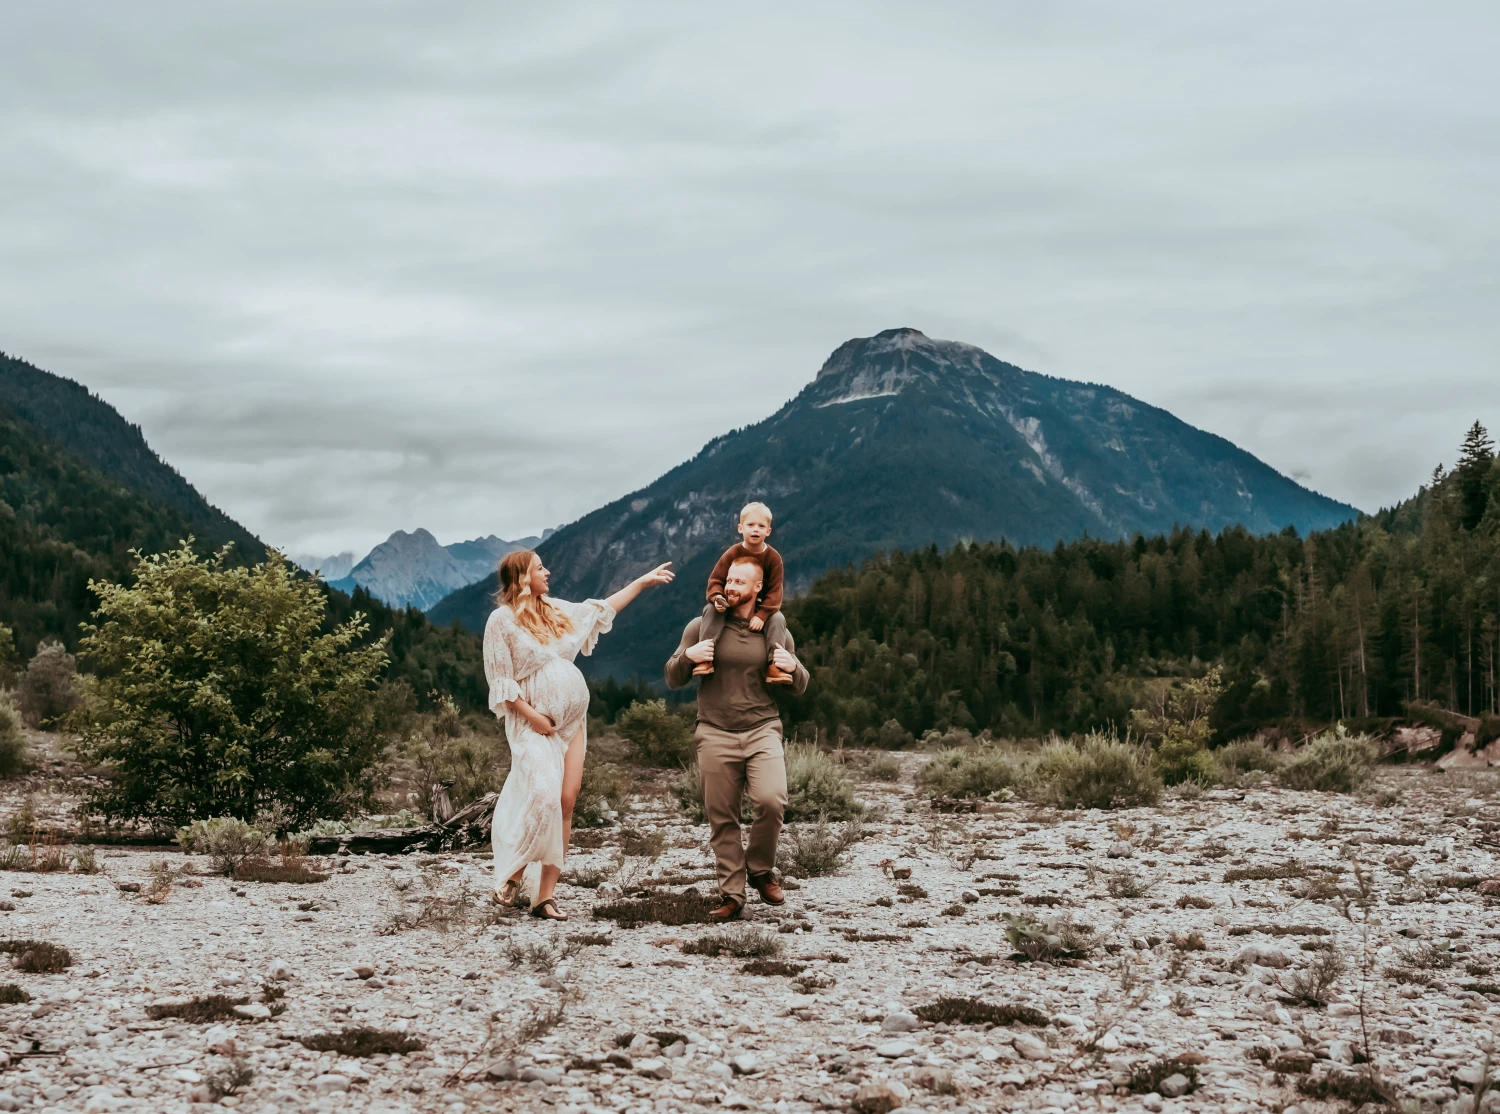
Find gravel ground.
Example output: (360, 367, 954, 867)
(2, 754, 1499, 1114)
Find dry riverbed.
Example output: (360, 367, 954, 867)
(2, 749, 1499, 1114)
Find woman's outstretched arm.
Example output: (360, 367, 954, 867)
(604, 562, 675, 614)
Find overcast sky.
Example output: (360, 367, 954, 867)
(2, 2, 1496, 559)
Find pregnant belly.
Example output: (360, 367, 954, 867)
(521, 656, 590, 735)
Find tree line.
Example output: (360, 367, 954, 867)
(776, 422, 1500, 742)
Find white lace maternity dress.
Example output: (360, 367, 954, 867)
(483, 597, 615, 896)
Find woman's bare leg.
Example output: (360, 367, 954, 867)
(533, 725, 588, 905)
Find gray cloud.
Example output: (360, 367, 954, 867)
(1, 1, 1496, 556)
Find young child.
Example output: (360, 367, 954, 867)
(694, 501, 793, 684)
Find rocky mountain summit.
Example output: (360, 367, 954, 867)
(430, 328, 1358, 679)
(326, 529, 551, 612)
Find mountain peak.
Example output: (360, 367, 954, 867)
(810, 328, 989, 407)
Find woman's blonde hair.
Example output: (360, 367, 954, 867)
(495, 550, 573, 641)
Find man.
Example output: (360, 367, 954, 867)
(666, 555, 809, 921)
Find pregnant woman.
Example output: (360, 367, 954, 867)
(484, 549, 673, 920)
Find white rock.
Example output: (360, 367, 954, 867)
(1236, 945, 1293, 969)
(314, 1074, 350, 1093)
(1141, 1092, 1164, 1112)
(705, 1061, 733, 1080)
(881, 1010, 920, 1033)
(266, 958, 294, 980)
(852, 1078, 912, 1114)
(636, 1057, 671, 1079)
(1107, 841, 1133, 858)
(1274, 1031, 1305, 1051)
(1012, 1033, 1051, 1060)
(1159, 1072, 1191, 1098)
(172, 1069, 202, 1083)
(877, 1040, 917, 1058)
(232, 1002, 272, 1020)
(1095, 1031, 1121, 1052)
(1326, 1040, 1354, 1065)
(960, 889, 980, 903)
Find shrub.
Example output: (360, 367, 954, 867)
(0, 623, 18, 687)
(148, 994, 254, 1022)
(918, 745, 1015, 799)
(591, 891, 721, 928)
(1001, 913, 1094, 961)
(681, 926, 782, 958)
(1128, 1057, 1199, 1095)
(178, 817, 272, 875)
(0, 693, 27, 779)
(876, 719, 914, 749)
(617, 700, 694, 767)
(17, 640, 80, 728)
(1021, 734, 1162, 810)
(777, 816, 862, 877)
(297, 1028, 425, 1057)
(741, 959, 805, 976)
(785, 744, 864, 821)
(233, 860, 329, 884)
(1131, 669, 1224, 787)
(864, 754, 903, 782)
(74, 546, 391, 828)
(914, 997, 1049, 1027)
(1152, 736, 1222, 787)
(399, 697, 509, 814)
(1218, 739, 1284, 776)
(1278, 728, 1378, 793)
(1279, 945, 1346, 1006)
(0, 984, 29, 1004)
(0, 939, 72, 973)
(575, 761, 632, 828)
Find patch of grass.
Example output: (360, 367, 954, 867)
(740, 959, 806, 977)
(1227, 924, 1332, 937)
(785, 744, 865, 822)
(177, 817, 271, 875)
(619, 827, 667, 859)
(1002, 913, 1094, 961)
(842, 931, 911, 943)
(1175, 894, 1213, 909)
(564, 865, 613, 889)
(1278, 729, 1379, 794)
(504, 938, 584, 972)
(592, 890, 720, 929)
(378, 871, 476, 934)
(864, 755, 903, 782)
(913, 997, 1049, 1027)
(232, 860, 329, 884)
(897, 882, 928, 900)
(1223, 861, 1309, 883)
(777, 816, 862, 878)
(1127, 1057, 1199, 1095)
(0, 984, 30, 1004)
(682, 926, 782, 958)
(1296, 1070, 1392, 1106)
(1020, 734, 1162, 810)
(1278, 945, 1346, 1007)
(147, 994, 251, 1022)
(0, 938, 70, 973)
(568, 932, 613, 947)
(1106, 868, 1153, 899)
(298, 1028, 425, 1057)
(918, 745, 1016, 799)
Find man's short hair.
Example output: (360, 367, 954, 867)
(739, 501, 773, 525)
(728, 555, 765, 584)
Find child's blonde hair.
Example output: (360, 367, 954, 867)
(739, 501, 773, 525)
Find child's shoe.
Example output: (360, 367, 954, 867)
(765, 662, 794, 685)
(692, 662, 715, 677)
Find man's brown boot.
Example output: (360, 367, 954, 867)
(708, 898, 743, 922)
(749, 872, 784, 906)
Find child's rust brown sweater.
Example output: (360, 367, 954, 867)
(705, 543, 784, 624)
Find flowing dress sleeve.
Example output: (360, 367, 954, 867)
(555, 598, 616, 659)
(483, 607, 522, 715)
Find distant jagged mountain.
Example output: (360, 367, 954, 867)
(328, 528, 553, 612)
(291, 551, 356, 581)
(429, 327, 1359, 679)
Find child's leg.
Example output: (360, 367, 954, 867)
(694, 603, 726, 675)
(762, 612, 789, 659)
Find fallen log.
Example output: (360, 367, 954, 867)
(306, 792, 498, 855)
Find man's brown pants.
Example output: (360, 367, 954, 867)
(696, 721, 787, 906)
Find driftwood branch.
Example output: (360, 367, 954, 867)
(306, 792, 497, 855)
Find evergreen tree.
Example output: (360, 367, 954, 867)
(1456, 420, 1496, 531)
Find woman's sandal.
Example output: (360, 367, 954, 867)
(530, 898, 567, 921)
(494, 879, 522, 906)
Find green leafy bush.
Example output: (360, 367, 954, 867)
(917, 744, 1015, 798)
(1218, 739, 1284, 776)
(1020, 734, 1161, 810)
(617, 700, 694, 768)
(177, 817, 272, 875)
(1278, 728, 1378, 793)
(0, 624, 18, 688)
(398, 695, 509, 814)
(1131, 669, 1223, 786)
(0, 693, 27, 779)
(17, 640, 80, 728)
(1001, 913, 1094, 960)
(74, 545, 391, 828)
(785, 744, 863, 821)
(864, 754, 903, 782)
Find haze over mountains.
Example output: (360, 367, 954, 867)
(429, 328, 1359, 679)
